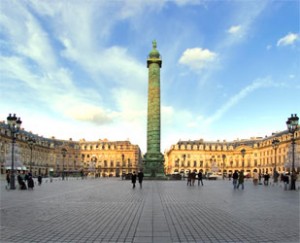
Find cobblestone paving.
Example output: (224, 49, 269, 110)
(0, 178, 299, 243)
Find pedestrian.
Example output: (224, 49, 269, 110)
(191, 171, 196, 186)
(258, 172, 262, 185)
(187, 170, 192, 186)
(137, 170, 144, 188)
(27, 176, 34, 190)
(273, 170, 279, 184)
(253, 170, 258, 186)
(198, 170, 203, 186)
(264, 172, 270, 186)
(131, 171, 137, 189)
(6, 172, 10, 188)
(237, 170, 244, 190)
(232, 170, 239, 189)
(38, 175, 42, 186)
(283, 173, 289, 190)
(17, 173, 27, 190)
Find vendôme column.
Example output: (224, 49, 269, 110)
(143, 40, 165, 178)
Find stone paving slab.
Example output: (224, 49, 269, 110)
(0, 178, 299, 243)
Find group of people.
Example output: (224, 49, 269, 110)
(6, 171, 43, 190)
(232, 169, 298, 190)
(187, 170, 204, 186)
(232, 170, 245, 190)
(131, 170, 144, 188)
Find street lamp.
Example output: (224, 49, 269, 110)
(222, 154, 226, 179)
(61, 148, 67, 180)
(241, 149, 246, 171)
(286, 113, 299, 190)
(272, 138, 280, 183)
(6, 113, 22, 190)
(27, 136, 36, 173)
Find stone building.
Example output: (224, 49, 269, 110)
(79, 139, 142, 177)
(164, 129, 300, 177)
(0, 121, 142, 177)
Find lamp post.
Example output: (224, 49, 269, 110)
(6, 113, 22, 190)
(241, 149, 246, 171)
(222, 154, 226, 179)
(27, 137, 36, 173)
(61, 148, 67, 180)
(272, 138, 280, 183)
(286, 113, 299, 190)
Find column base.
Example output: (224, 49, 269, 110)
(143, 152, 166, 179)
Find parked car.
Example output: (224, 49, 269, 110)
(207, 173, 223, 180)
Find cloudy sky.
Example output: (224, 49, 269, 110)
(0, 0, 299, 153)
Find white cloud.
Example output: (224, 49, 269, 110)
(289, 74, 295, 79)
(228, 25, 241, 34)
(204, 77, 284, 125)
(179, 48, 217, 70)
(277, 33, 299, 46)
(172, 0, 203, 6)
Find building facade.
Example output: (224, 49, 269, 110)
(164, 129, 300, 177)
(0, 121, 142, 177)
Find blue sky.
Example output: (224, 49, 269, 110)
(0, 0, 299, 153)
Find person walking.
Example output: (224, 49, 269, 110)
(187, 170, 192, 186)
(137, 170, 144, 188)
(232, 170, 239, 189)
(17, 173, 27, 190)
(258, 172, 262, 185)
(283, 173, 289, 190)
(291, 171, 297, 190)
(237, 170, 245, 190)
(264, 172, 270, 186)
(27, 176, 34, 190)
(131, 171, 137, 189)
(37, 175, 42, 186)
(6, 172, 10, 188)
(191, 171, 196, 186)
(253, 170, 259, 186)
(198, 170, 203, 186)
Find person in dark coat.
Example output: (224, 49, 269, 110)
(187, 171, 192, 186)
(264, 172, 270, 186)
(27, 176, 34, 190)
(17, 174, 27, 190)
(232, 170, 239, 189)
(283, 173, 289, 190)
(198, 170, 203, 186)
(237, 170, 245, 190)
(37, 175, 42, 185)
(191, 171, 196, 186)
(137, 170, 144, 188)
(6, 172, 10, 187)
(131, 171, 137, 189)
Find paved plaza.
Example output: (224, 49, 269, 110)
(0, 177, 299, 243)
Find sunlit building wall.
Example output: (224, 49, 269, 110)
(0, 121, 142, 177)
(164, 129, 300, 176)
